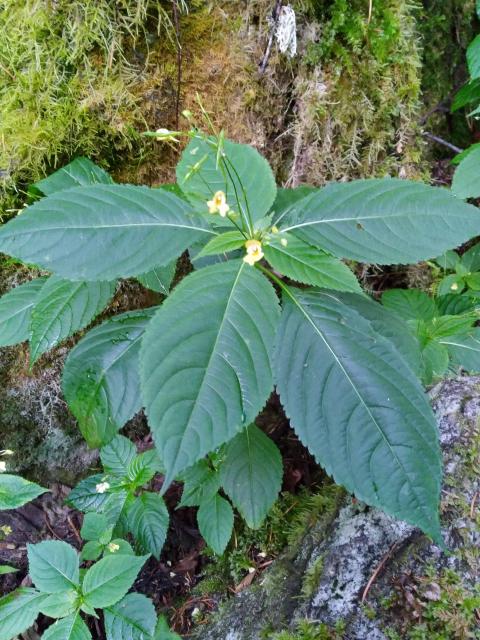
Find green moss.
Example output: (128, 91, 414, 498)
(264, 619, 345, 640)
(301, 555, 324, 599)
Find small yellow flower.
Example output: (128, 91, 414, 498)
(108, 542, 120, 553)
(207, 191, 230, 217)
(450, 282, 459, 291)
(271, 226, 279, 234)
(280, 237, 288, 247)
(243, 239, 264, 266)
(0, 461, 6, 473)
(0, 525, 12, 536)
(95, 481, 110, 494)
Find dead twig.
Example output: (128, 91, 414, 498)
(172, 0, 182, 129)
(422, 132, 463, 154)
(470, 491, 479, 520)
(259, 0, 283, 75)
(361, 540, 403, 603)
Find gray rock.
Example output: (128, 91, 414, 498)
(196, 377, 480, 639)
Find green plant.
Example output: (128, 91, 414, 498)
(433, 243, 480, 294)
(0, 448, 47, 510)
(1, 129, 480, 556)
(0, 538, 180, 640)
(381, 288, 480, 383)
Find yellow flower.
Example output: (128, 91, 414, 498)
(108, 542, 120, 553)
(450, 282, 459, 291)
(243, 239, 264, 266)
(0, 525, 12, 536)
(207, 191, 230, 217)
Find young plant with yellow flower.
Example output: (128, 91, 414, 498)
(0, 127, 479, 580)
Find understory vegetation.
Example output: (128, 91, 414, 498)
(0, 2, 479, 639)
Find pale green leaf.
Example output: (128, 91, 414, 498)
(29, 276, 116, 364)
(62, 309, 155, 447)
(141, 260, 280, 484)
(35, 157, 113, 196)
(421, 341, 450, 383)
(80, 513, 112, 543)
(0, 474, 47, 510)
(82, 554, 149, 609)
(220, 424, 282, 529)
(127, 492, 169, 560)
(0, 185, 213, 281)
(197, 494, 234, 555)
(452, 145, 480, 199)
(176, 137, 276, 225)
(275, 287, 442, 542)
(438, 274, 465, 296)
(0, 565, 17, 575)
(80, 541, 103, 562)
(28, 541, 79, 593)
(280, 178, 480, 265)
(39, 590, 79, 619)
(100, 435, 137, 477)
(427, 315, 476, 340)
(264, 233, 361, 292)
(440, 329, 480, 372)
(197, 231, 246, 257)
(104, 593, 156, 640)
(0, 588, 47, 640)
(136, 260, 177, 295)
(42, 613, 92, 640)
(381, 289, 436, 322)
(0, 279, 46, 347)
(434, 249, 460, 270)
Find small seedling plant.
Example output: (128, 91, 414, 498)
(0, 537, 179, 640)
(1, 126, 480, 561)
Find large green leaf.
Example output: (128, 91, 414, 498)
(467, 34, 480, 80)
(220, 424, 283, 529)
(42, 613, 92, 640)
(0, 185, 213, 281)
(34, 157, 113, 196)
(66, 474, 112, 513)
(141, 260, 280, 485)
(63, 309, 155, 447)
(178, 460, 221, 508)
(0, 474, 47, 510)
(100, 435, 137, 477)
(440, 329, 480, 372)
(136, 261, 177, 295)
(127, 492, 169, 559)
(279, 178, 480, 265)
(155, 616, 182, 639)
(28, 541, 79, 593)
(451, 145, 480, 199)
(29, 277, 116, 364)
(270, 186, 316, 226)
(104, 593, 157, 640)
(39, 590, 79, 619)
(80, 513, 112, 543)
(264, 233, 361, 292)
(0, 588, 47, 640)
(0, 278, 46, 347)
(197, 494, 234, 555)
(275, 287, 442, 542)
(82, 554, 148, 609)
(381, 289, 436, 322)
(452, 78, 480, 111)
(176, 137, 276, 225)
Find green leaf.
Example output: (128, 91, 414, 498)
(66, 474, 112, 513)
(154, 616, 182, 640)
(80, 513, 112, 543)
(127, 492, 169, 560)
(435, 294, 480, 316)
(104, 539, 134, 556)
(465, 272, 480, 289)
(34, 157, 113, 196)
(0, 279, 47, 347)
(275, 287, 442, 542)
(421, 341, 450, 383)
(0, 565, 17, 575)
(136, 261, 177, 295)
(197, 231, 246, 257)
(28, 541, 79, 593)
(126, 450, 162, 486)
(39, 590, 79, 618)
(0, 588, 47, 640)
(220, 424, 283, 529)
(176, 137, 276, 224)
(441, 330, 480, 372)
(82, 554, 149, 609)
(42, 613, 92, 640)
(100, 436, 137, 477)
(264, 233, 361, 292)
(427, 315, 476, 340)
(80, 541, 103, 562)
(451, 145, 480, 199)
(438, 274, 465, 296)
(331, 291, 424, 378)
(63, 309, 155, 447)
(461, 243, 480, 272)
(178, 460, 221, 508)
(451, 143, 480, 166)
(0, 185, 213, 281)
(104, 593, 156, 640)
(197, 494, 234, 555)
(280, 178, 480, 265)
(141, 260, 280, 484)
(0, 474, 47, 510)
(467, 34, 480, 80)
(270, 186, 316, 226)
(434, 249, 460, 270)
(452, 78, 480, 111)
(29, 277, 115, 364)
(381, 289, 436, 322)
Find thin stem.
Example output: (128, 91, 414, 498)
(224, 156, 255, 234)
(257, 264, 292, 298)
